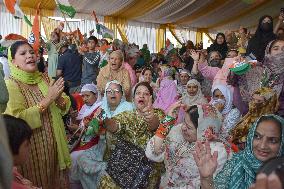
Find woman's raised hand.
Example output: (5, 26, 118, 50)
(167, 100, 184, 118)
(249, 173, 282, 189)
(142, 95, 154, 122)
(193, 141, 218, 179)
(189, 50, 200, 62)
(47, 77, 65, 101)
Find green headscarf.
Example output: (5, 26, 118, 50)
(214, 114, 284, 189)
(7, 47, 71, 169)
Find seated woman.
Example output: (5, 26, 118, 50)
(69, 83, 103, 189)
(72, 80, 133, 189)
(182, 79, 207, 106)
(211, 85, 241, 138)
(194, 114, 284, 189)
(97, 50, 131, 101)
(145, 103, 228, 188)
(3, 114, 40, 189)
(231, 87, 279, 146)
(99, 82, 165, 189)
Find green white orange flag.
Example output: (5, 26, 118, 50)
(56, 0, 76, 18)
(28, 4, 40, 54)
(3, 0, 33, 27)
(92, 11, 114, 39)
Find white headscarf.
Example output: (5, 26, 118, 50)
(77, 84, 102, 120)
(211, 84, 233, 115)
(179, 69, 191, 78)
(101, 80, 134, 118)
(182, 79, 207, 106)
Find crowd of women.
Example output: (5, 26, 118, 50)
(0, 13, 284, 189)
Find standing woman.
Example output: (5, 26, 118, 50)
(207, 33, 228, 60)
(4, 41, 71, 189)
(46, 31, 61, 78)
(246, 15, 276, 62)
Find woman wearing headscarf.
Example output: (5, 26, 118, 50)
(96, 50, 131, 100)
(5, 41, 71, 188)
(177, 69, 191, 96)
(229, 39, 284, 113)
(246, 15, 277, 62)
(69, 83, 103, 189)
(211, 85, 241, 138)
(194, 114, 284, 189)
(46, 31, 61, 78)
(231, 87, 279, 146)
(153, 67, 178, 113)
(145, 103, 228, 188)
(182, 79, 207, 106)
(99, 82, 165, 189)
(207, 33, 228, 60)
(261, 39, 284, 95)
(71, 80, 134, 189)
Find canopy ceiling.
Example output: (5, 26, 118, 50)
(3, 0, 284, 31)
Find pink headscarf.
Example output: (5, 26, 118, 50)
(153, 78, 178, 113)
(123, 62, 137, 87)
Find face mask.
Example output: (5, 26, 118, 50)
(209, 59, 222, 68)
(261, 22, 272, 32)
(212, 98, 226, 106)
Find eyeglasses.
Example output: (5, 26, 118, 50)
(106, 88, 121, 95)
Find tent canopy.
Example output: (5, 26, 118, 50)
(5, 0, 284, 31)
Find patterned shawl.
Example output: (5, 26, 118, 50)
(261, 40, 284, 89)
(214, 114, 284, 189)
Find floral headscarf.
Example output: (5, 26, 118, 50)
(231, 87, 279, 143)
(261, 40, 284, 88)
(196, 104, 223, 141)
(214, 114, 284, 189)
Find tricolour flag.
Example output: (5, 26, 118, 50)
(3, 0, 32, 27)
(28, 4, 40, 54)
(57, 0, 76, 18)
(163, 39, 174, 55)
(92, 11, 114, 39)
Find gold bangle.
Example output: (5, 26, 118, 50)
(36, 103, 46, 112)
